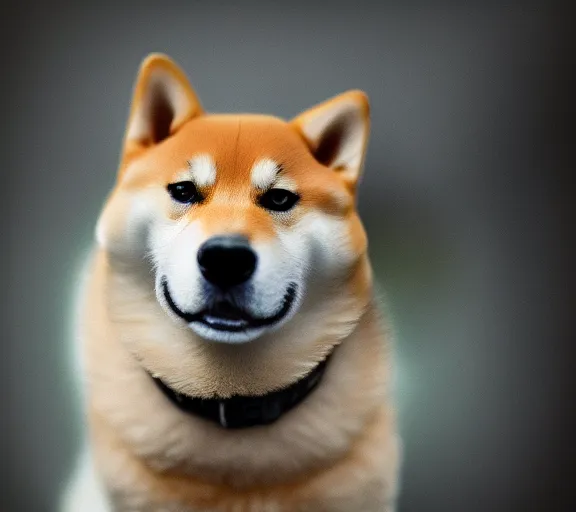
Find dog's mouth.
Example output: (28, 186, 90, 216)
(161, 278, 297, 333)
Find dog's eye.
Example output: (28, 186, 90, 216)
(259, 188, 300, 212)
(167, 181, 202, 204)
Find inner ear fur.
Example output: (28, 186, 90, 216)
(123, 53, 203, 154)
(291, 90, 370, 185)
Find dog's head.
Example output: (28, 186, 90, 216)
(97, 54, 372, 348)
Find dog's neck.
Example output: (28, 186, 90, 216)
(149, 352, 332, 429)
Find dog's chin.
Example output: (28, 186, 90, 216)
(159, 278, 300, 344)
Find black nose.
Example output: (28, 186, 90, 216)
(197, 235, 257, 289)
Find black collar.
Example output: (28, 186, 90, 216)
(150, 355, 331, 429)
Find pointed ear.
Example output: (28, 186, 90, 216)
(123, 54, 203, 155)
(291, 90, 370, 185)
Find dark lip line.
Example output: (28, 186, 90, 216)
(161, 278, 297, 332)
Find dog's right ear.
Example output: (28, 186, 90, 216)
(121, 53, 203, 164)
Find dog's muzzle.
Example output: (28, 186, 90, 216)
(162, 278, 297, 333)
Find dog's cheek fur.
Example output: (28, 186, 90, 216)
(248, 207, 364, 323)
(96, 188, 162, 262)
(249, 237, 306, 316)
(151, 220, 207, 311)
(278, 209, 366, 280)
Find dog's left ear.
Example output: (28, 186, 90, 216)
(122, 53, 203, 162)
(291, 90, 370, 186)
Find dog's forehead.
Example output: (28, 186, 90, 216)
(164, 114, 314, 184)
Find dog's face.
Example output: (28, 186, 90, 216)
(97, 55, 371, 346)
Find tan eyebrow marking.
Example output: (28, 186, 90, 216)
(250, 158, 282, 190)
(187, 154, 216, 187)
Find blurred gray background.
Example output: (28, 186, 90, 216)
(3, 1, 574, 511)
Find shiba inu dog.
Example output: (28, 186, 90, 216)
(62, 53, 400, 512)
